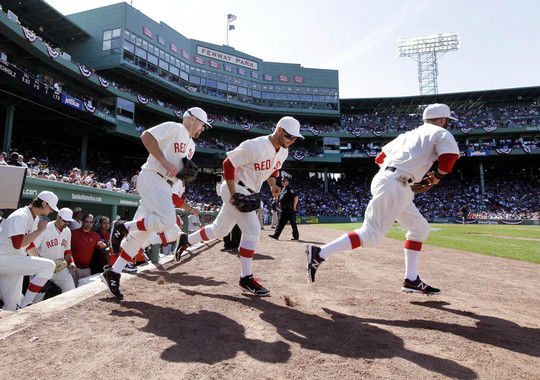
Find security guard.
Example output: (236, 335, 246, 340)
(269, 176, 299, 240)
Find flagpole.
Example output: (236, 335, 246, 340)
(226, 20, 229, 46)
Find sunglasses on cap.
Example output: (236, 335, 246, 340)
(283, 131, 296, 140)
(83, 219, 93, 223)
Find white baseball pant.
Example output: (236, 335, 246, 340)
(33, 267, 76, 303)
(121, 170, 176, 257)
(355, 168, 430, 246)
(0, 254, 55, 311)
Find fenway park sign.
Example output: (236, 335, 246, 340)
(197, 46, 258, 70)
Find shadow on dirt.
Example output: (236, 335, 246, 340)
(110, 300, 291, 364)
(174, 290, 477, 379)
(387, 301, 540, 357)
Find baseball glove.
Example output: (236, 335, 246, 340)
(231, 193, 261, 213)
(177, 157, 199, 183)
(54, 258, 68, 273)
(410, 171, 435, 194)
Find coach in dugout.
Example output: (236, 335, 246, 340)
(70, 214, 106, 286)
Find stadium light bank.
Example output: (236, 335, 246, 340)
(398, 33, 460, 95)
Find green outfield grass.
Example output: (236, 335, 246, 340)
(318, 223, 540, 264)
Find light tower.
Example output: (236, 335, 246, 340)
(398, 33, 460, 95)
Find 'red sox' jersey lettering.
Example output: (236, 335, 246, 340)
(254, 159, 272, 171)
(174, 142, 187, 153)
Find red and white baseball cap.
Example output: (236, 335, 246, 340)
(58, 208, 74, 222)
(37, 190, 59, 212)
(423, 103, 458, 121)
(277, 116, 304, 139)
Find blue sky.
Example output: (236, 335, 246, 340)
(46, 0, 540, 98)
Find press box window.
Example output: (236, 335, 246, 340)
(103, 28, 122, 51)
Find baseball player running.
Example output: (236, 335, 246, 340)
(26, 208, 76, 303)
(0, 191, 58, 310)
(141, 174, 199, 256)
(306, 104, 460, 295)
(176, 116, 303, 296)
(103, 107, 210, 299)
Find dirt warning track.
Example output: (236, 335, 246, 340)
(0, 225, 538, 379)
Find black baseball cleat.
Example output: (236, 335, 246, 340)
(401, 276, 440, 295)
(306, 245, 325, 283)
(174, 233, 190, 263)
(122, 263, 137, 273)
(291, 237, 299, 241)
(268, 234, 278, 240)
(239, 275, 270, 296)
(101, 267, 124, 300)
(110, 220, 128, 255)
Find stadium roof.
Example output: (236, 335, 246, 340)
(1, 0, 90, 46)
(340, 86, 540, 114)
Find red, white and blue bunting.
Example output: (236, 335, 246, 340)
(21, 26, 36, 43)
(207, 118, 214, 126)
(371, 130, 384, 137)
(495, 148, 512, 155)
(97, 76, 109, 88)
(366, 150, 378, 157)
(174, 110, 183, 119)
(483, 126, 498, 133)
(454, 218, 477, 224)
(137, 95, 149, 105)
(522, 146, 532, 154)
(309, 127, 320, 136)
(293, 151, 305, 161)
(77, 64, 93, 79)
(45, 44, 60, 59)
(460, 127, 473, 134)
(241, 124, 251, 131)
(83, 101, 95, 114)
(499, 219, 523, 225)
(351, 129, 364, 137)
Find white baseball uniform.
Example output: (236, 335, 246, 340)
(31, 221, 75, 303)
(0, 207, 55, 311)
(187, 135, 287, 275)
(354, 123, 460, 247)
(121, 122, 195, 257)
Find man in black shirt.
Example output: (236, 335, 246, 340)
(269, 177, 299, 240)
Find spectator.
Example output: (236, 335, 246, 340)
(105, 178, 116, 191)
(70, 214, 106, 286)
(7, 152, 21, 166)
(0, 152, 7, 165)
(69, 207, 83, 231)
(187, 211, 202, 234)
(27, 157, 38, 169)
(17, 155, 28, 168)
(120, 179, 130, 192)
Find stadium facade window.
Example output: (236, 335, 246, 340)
(180, 71, 189, 81)
(252, 90, 261, 98)
(135, 47, 146, 59)
(148, 54, 158, 65)
(124, 41, 135, 53)
(103, 28, 122, 53)
(207, 79, 217, 88)
(190, 75, 201, 85)
(170, 66, 179, 76)
(218, 82, 227, 91)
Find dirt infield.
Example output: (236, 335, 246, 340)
(1, 225, 539, 379)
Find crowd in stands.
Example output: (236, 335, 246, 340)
(0, 150, 138, 193)
(280, 172, 539, 221)
(341, 104, 539, 135)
